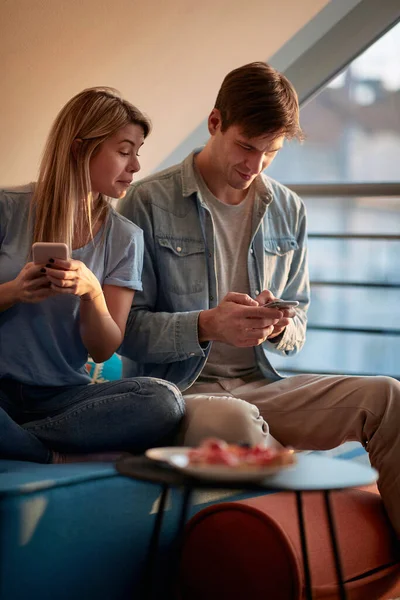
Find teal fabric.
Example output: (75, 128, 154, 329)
(0, 460, 262, 600)
(0, 461, 152, 599)
(85, 353, 123, 383)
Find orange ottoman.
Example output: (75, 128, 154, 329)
(179, 486, 400, 600)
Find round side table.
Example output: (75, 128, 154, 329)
(116, 452, 378, 600)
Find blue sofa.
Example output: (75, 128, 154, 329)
(0, 457, 266, 599)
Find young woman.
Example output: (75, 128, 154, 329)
(0, 87, 185, 463)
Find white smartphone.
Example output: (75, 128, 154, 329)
(263, 299, 299, 309)
(32, 242, 70, 265)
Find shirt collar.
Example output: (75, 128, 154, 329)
(180, 147, 274, 207)
(181, 148, 204, 197)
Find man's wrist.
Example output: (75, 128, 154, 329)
(268, 328, 286, 344)
(198, 309, 215, 343)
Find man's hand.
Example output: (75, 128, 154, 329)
(255, 290, 297, 339)
(198, 292, 283, 347)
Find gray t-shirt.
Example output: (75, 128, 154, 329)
(194, 167, 259, 381)
(0, 184, 143, 386)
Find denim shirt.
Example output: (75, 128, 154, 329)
(118, 149, 310, 391)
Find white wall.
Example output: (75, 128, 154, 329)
(0, 0, 330, 185)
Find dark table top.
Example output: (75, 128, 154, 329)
(116, 451, 377, 492)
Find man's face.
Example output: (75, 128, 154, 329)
(209, 111, 284, 190)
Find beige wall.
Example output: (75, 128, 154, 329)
(0, 0, 329, 186)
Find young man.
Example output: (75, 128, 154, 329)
(118, 62, 400, 536)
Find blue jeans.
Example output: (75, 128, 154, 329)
(0, 377, 185, 463)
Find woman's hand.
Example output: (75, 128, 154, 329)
(44, 259, 103, 300)
(12, 262, 56, 304)
(45, 259, 135, 363)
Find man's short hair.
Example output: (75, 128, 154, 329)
(214, 62, 304, 140)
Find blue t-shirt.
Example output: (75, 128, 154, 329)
(0, 184, 143, 386)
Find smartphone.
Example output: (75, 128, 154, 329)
(32, 242, 70, 265)
(263, 299, 299, 309)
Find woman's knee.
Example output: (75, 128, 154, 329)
(182, 395, 269, 447)
(135, 377, 185, 423)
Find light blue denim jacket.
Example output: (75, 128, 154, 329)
(118, 149, 310, 391)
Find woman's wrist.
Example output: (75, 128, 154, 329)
(10, 279, 20, 302)
(5, 279, 19, 304)
(80, 289, 103, 302)
(0, 280, 19, 312)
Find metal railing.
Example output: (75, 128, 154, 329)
(279, 182, 400, 379)
(287, 182, 400, 197)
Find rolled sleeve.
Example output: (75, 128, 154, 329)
(104, 230, 144, 291)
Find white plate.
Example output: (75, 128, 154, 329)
(145, 447, 295, 482)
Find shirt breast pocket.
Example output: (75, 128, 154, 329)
(263, 237, 299, 296)
(156, 236, 206, 295)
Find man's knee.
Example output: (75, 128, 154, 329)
(376, 375, 400, 391)
(351, 376, 400, 421)
(366, 376, 400, 403)
(182, 395, 269, 447)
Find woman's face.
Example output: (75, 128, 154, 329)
(89, 123, 145, 199)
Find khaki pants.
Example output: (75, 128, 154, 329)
(182, 374, 400, 537)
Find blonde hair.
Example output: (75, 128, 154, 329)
(30, 87, 151, 249)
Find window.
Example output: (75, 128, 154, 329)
(267, 23, 400, 378)
(269, 22, 400, 184)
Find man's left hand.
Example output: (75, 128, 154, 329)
(255, 290, 297, 340)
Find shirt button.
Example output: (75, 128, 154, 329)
(250, 249, 254, 254)
(208, 252, 212, 258)
(255, 290, 260, 296)
(189, 352, 195, 357)
(176, 246, 182, 252)
(276, 245, 281, 251)
(210, 295, 214, 301)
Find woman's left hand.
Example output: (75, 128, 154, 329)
(44, 259, 102, 300)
